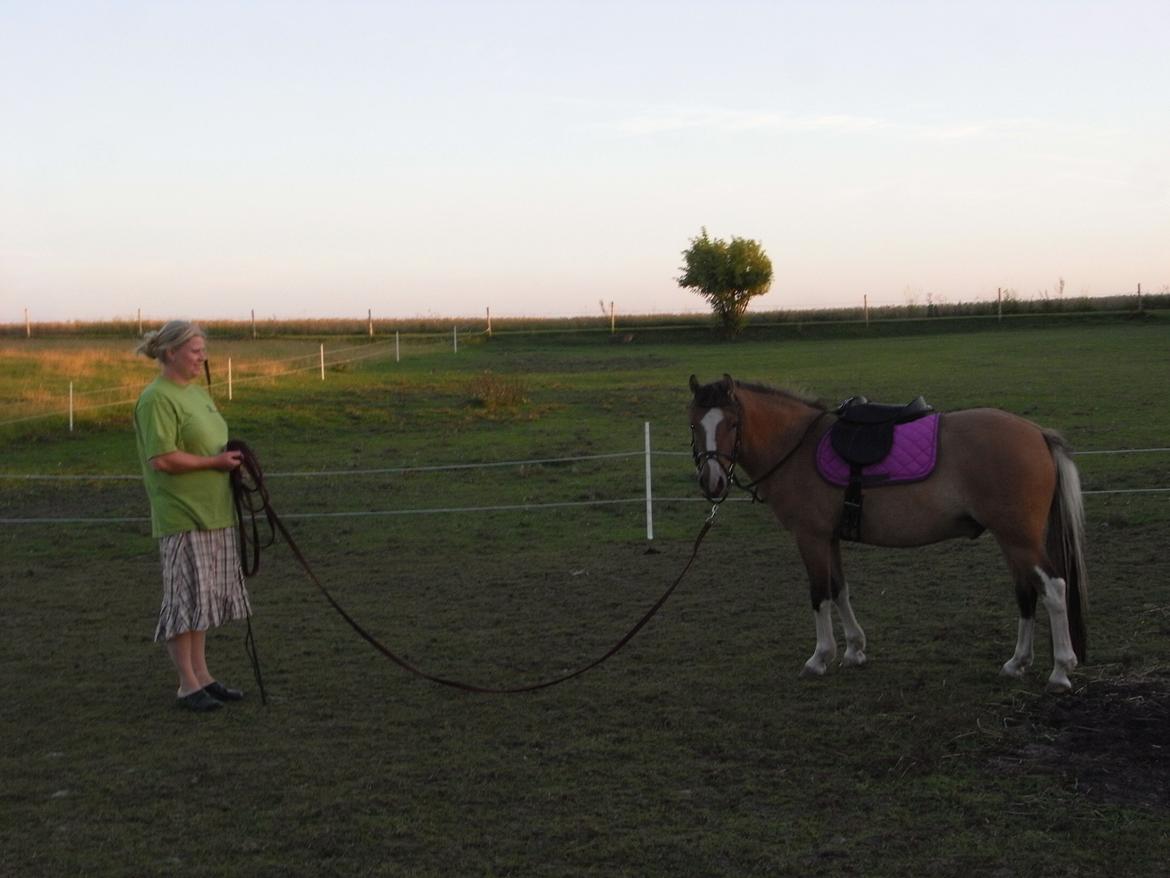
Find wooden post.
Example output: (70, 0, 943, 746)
(453, 325, 458, 353)
(368, 309, 374, 337)
(1138, 282, 1143, 312)
(864, 294, 869, 327)
(228, 358, 233, 401)
(68, 382, 74, 432)
(609, 301, 615, 334)
(251, 309, 257, 340)
(25, 308, 31, 338)
(319, 344, 325, 380)
(486, 307, 492, 337)
(395, 331, 400, 363)
(997, 288, 1003, 322)
(137, 308, 142, 336)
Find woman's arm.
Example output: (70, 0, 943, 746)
(150, 449, 243, 474)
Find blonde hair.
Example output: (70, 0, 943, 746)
(136, 320, 206, 362)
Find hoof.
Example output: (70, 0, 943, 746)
(1000, 660, 1029, 679)
(1045, 675, 1073, 694)
(800, 662, 829, 679)
(842, 650, 867, 668)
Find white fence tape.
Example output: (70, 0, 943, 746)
(0, 439, 1166, 526)
(2, 447, 1166, 482)
(2, 488, 1166, 528)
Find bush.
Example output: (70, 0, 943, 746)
(466, 371, 527, 409)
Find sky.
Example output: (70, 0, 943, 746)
(2, 0, 1168, 322)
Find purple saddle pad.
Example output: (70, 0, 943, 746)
(816, 413, 940, 487)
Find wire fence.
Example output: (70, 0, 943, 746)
(1, 443, 1166, 527)
(5, 292, 1168, 429)
(6, 287, 1166, 339)
(0, 335, 416, 428)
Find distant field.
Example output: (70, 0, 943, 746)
(2, 289, 1165, 339)
(2, 320, 1168, 876)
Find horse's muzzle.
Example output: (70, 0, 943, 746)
(694, 453, 733, 503)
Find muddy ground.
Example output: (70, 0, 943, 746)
(996, 668, 1170, 810)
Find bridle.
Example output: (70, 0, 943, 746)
(690, 404, 743, 504)
(692, 400, 830, 504)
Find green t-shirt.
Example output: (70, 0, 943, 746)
(134, 376, 236, 538)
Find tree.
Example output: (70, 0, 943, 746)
(677, 228, 773, 336)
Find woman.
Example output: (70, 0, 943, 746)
(134, 320, 250, 712)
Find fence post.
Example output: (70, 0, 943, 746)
(319, 344, 325, 380)
(610, 301, 615, 334)
(453, 325, 458, 353)
(644, 421, 654, 542)
(864, 294, 869, 327)
(368, 309, 374, 337)
(228, 358, 233, 401)
(68, 382, 74, 432)
(997, 288, 1002, 322)
(251, 309, 257, 340)
(25, 308, 31, 338)
(396, 331, 400, 363)
(1138, 282, 1143, 312)
(486, 307, 492, 337)
(137, 308, 142, 336)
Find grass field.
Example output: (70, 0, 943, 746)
(2, 317, 1169, 876)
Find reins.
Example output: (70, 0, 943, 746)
(225, 439, 274, 704)
(201, 363, 271, 703)
(733, 409, 830, 502)
(694, 401, 829, 505)
(225, 438, 719, 696)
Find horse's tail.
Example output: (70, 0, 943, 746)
(1044, 431, 1089, 663)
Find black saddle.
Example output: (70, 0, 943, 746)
(829, 395, 934, 542)
(831, 395, 934, 466)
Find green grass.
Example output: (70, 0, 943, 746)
(2, 320, 1169, 876)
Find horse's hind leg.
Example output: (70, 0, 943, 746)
(831, 540, 867, 667)
(1034, 566, 1078, 692)
(999, 547, 1078, 693)
(1000, 581, 1037, 680)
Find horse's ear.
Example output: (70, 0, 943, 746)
(722, 373, 736, 401)
(688, 374, 700, 396)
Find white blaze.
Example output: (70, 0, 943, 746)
(698, 408, 726, 493)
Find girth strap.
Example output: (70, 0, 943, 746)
(828, 395, 934, 542)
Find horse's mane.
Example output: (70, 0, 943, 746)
(735, 380, 827, 410)
(692, 376, 827, 411)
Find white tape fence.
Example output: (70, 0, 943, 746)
(1, 427, 1167, 530)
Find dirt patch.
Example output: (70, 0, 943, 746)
(993, 669, 1170, 810)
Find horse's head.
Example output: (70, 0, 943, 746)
(688, 373, 741, 502)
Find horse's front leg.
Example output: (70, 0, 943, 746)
(796, 535, 838, 677)
(830, 540, 867, 667)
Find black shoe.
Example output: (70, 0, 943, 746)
(203, 681, 245, 702)
(177, 690, 223, 712)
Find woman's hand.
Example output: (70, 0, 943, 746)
(212, 450, 244, 471)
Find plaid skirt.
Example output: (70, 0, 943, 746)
(155, 527, 251, 642)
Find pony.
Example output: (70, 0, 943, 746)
(688, 374, 1089, 692)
